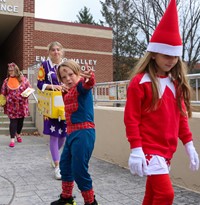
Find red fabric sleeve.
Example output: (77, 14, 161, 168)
(82, 72, 95, 89)
(178, 100, 193, 145)
(124, 76, 144, 149)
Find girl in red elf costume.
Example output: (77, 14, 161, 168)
(124, 0, 199, 204)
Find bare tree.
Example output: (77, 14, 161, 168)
(132, 0, 200, 70)
(180, 0, 200, 69)
(100, 0, 200, 80)
(100, 0, 145, 80)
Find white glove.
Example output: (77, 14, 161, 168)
(185, 141, 199, 171)
(128, 147, 148, 177)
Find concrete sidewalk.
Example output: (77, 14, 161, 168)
(0, 134, 200, 205)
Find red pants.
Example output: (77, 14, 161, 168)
(142, 174, 174, 205)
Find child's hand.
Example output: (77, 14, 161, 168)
(80, 63, 93, 82)
(129, 147, 148, 177)
(51, 85, 62, 91)
(61, 84, 69, 93)
(185, 141, 199, 171)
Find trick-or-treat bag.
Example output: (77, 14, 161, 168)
(0, 94, 6, 106)
(37, 89, 65, 120)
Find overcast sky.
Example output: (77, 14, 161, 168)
(35, 0, 105, 23)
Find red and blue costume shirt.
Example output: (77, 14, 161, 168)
(62, 73, 95, 135)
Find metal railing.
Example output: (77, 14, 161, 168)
(93, 74, 200, 106)
(187, 73, 200, 105)
(26, 63, 200, 106)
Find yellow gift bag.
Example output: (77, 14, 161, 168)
(37, 89, 65, 120)
(0, 94, 6, 106)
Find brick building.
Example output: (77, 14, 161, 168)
(0, 0, 113, 88)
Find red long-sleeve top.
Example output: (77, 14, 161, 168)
(124, 73, 192, 159)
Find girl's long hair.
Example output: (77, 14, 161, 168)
(129, 52, 192, 117)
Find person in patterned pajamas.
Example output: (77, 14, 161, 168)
(1, 63, 31, 147)
(124, 1, 199, 205)
(50, 60, 98, 205)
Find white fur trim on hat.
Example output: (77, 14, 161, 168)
(147, 42, 182, 56)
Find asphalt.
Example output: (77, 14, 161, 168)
(0, 134, 200, 205)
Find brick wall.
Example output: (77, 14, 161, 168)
(0, 0, 35, 72)
(33, 20, 113, 82)
(24, 0, 35, 13)
(34, 19, 113, 82)
(0, 0, 113, 85)
(23, 0, 35, 70)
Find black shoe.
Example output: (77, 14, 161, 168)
(84, 198, 98, 205)
(51, 195, 76, 205)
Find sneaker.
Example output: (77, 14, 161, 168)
(16, 136, 22, 143)
(55, 167, 61, 180)
(85, 198, 99, 205)
(9, 142, 15, 147)
(51, 195, 76, 205)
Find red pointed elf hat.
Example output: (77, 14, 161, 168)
(147, 0, 182, 56)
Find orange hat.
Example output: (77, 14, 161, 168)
(147, 0, 182, 56)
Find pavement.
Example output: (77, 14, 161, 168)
(0, 134, 200, 205)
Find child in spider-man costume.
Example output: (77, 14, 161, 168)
(50, 59, 98, 205)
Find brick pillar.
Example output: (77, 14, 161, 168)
(23, 0, 35, 71)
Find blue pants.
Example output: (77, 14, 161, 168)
(60, 129, 95, 191)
